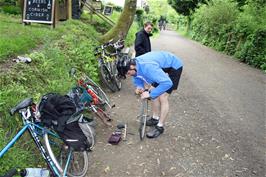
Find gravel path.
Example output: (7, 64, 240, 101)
(87, 30, 266, 177)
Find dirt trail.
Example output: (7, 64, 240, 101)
(87, 30, 266, 177)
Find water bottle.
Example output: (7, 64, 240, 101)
(20, 168, 49, 177)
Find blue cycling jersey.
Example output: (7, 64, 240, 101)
(133, 51, 183, 99)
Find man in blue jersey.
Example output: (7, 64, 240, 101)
(117, 51, 183, 138)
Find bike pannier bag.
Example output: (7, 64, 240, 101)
(37, 93, 77, 132)
(57, 116, 96, 151)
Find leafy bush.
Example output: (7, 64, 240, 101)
(135, 9, 144, 28)
(113, 5, 123, 12)
(236, 29, 266, 68)
(192, 0, 239, 50)
(125, 21, 138, 46)
(190, 0, 266, 71)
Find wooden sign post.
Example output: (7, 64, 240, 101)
(23, 0, 55, 27)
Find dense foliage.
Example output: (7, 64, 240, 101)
(191, 0, 266, 71)
(168, 0, 206, 16)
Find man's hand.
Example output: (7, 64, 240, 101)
(135, 88, 144, 95)
(141, 91, 150, 99)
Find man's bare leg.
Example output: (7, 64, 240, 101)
(158, 92, 169, 126)
(152, 97, 160, 118)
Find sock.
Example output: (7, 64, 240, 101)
(152, 115, 160, 120)
(157, 121, 163, 127)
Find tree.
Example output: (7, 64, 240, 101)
(168, 0, 206, 32)
(99, 0, 137, 43)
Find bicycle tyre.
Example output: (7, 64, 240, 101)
(139, 115, 147, 140)
(43, 131, 89, 177)
(100, 64, 118, 92)
(111, 61, 122, 91)
(138, 99, 148, 140)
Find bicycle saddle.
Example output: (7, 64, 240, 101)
(10, 98, 33, 115)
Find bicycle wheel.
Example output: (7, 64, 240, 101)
(43, 131, 89, 177)
(139, 99, 148, 140)
(139, 115, 147, 140)
(100, 64, 118, 92)
(111, 61, 122, 91)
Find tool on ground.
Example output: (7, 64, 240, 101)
(116, 123, 127, 141)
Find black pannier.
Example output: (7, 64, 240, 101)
(38, 93, 95, 151)
(57, 116, 96, 151)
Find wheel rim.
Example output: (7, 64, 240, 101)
(44, 132, 89, 177)
(101, 65, 117, 92)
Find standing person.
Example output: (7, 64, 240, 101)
(117, 51, 183, 138)
(158, 20, 163, 31)
(162, 20, 166, 30)
(134, 22, 153, 57)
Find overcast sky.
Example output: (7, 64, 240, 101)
(102, 0, 142, 7)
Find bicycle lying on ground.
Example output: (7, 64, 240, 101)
(94, 39, 127, 92)
(69, 68, 113, 126)
(0, 98, 89, 177)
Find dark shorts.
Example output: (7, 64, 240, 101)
(152, 67, 183, 94)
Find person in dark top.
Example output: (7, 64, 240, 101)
(134, 21, 153, 57)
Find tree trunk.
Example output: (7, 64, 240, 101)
(99, 0, 137, 43)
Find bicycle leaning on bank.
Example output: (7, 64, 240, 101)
(0, 98, 90, 177)
(94, 39, 127, 92)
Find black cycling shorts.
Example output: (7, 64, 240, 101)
(152, 67, 183, 94)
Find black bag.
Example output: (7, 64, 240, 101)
(57, 116, 96, 151)
(38, 93, 95, 151)
(38, 93, 77, 132)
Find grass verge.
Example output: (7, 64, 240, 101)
(0, 14, 101, 173)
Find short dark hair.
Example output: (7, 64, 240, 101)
(144, 21, 153, 27)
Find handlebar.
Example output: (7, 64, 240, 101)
(94, 39, 125, 56)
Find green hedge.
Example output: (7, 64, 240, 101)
(190, 0, 266, 71)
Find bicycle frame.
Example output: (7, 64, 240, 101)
(0, 108, 71, 177)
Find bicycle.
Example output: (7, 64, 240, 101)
(94, 39, 125, 92)
(69, 68, 113, 126)
(0, 98, 89, 177)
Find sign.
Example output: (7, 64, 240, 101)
(91, 1, 102, 10)
(103, 5, 113, 16)
(23, 0, 55, 24)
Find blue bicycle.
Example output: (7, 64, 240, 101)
(0, 98, 89, 177)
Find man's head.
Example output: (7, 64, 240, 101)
(117, 57, 136, 79)
(144, 21, 153, 34)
